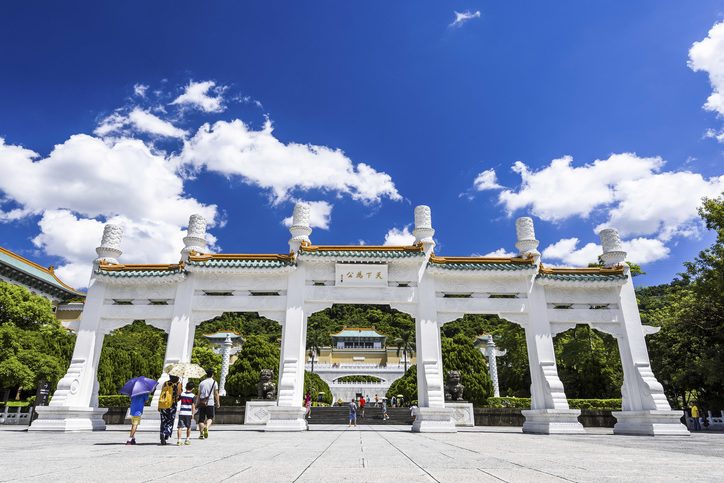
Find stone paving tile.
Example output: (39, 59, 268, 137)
(1, 425, 724, 482)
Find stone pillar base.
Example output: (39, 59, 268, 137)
(613, 410, 689, 436)
(411, 407, 457, 433)
(446, 402, 474, 427)
(265, 406, 307, 431)
(30, 406, 108, 432)
(245, 400, 277, 425)
(522, 409, 585, 434)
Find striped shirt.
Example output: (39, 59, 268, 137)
(179, 391, 195, 416)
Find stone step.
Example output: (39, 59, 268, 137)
(307, 407, 414, 425)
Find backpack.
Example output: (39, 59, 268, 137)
(158, 382, 175, 410)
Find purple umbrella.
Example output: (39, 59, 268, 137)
(120, 376, 158, 398)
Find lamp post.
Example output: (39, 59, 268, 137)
(203, 331, 244, 396)
(474, 334, 507, 398)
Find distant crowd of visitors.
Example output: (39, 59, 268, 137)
(125, 368, 221, 446)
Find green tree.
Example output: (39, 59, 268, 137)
(387, 365, 417, 404)
(0, 281, 56, 330)
(97, 321, 166, 395)
(394, 330, 415, 373)
(553, 325, 622, 399)
(191, 344, 222, 379)
(225, 335, 280, 400)
(304, 371, 332, 404)
(0, 282, 75, 401)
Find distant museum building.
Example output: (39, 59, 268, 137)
(0, 246, 84, 325)
(308, 327, 414, 402)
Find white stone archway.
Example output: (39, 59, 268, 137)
(31, 204, 688, 436)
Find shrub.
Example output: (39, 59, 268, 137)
(99, 395, 130, 407)
(483, 397, 622, 410)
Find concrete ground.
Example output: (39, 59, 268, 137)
(2, 425, 723, 482)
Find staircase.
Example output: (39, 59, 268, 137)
(307, 406, 414, 425)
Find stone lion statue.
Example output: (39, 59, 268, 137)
(445, 370, 465, 401)
(257, 369, 276, 400)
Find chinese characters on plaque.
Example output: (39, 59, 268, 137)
(335, 263, 388, 287)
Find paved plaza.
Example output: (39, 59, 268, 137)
(2, 425, 723, 482)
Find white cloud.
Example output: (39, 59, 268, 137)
(450, 10, 481, 28)
(133, 83, 149, 98)
(127, 108, 187, 138)
(491, 153, 724, 242)
(282, 201, 333, 230)
(0, 135, 217, 288)
(473, 169, 502, 191)
(481, 248, 516, 257)
(171, 80, 226, 113)
(542, 236, 670, 266)
(383, 226, 415, 246)
(176, 119, 401, 204)
(0, 80, 407, 287)
(689, 21, 724, 119)
(94, 108, 186, 138)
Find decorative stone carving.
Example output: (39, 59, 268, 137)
(288, 202, 312, 247)
(257, 369, 277, 400)
(181, 214, 208, 260)
(413, 205, 435, 245)
(444, 370, 465, 401)
(95, 224, 123, 264)
(515, 217, 540, 258)
(599, 228, 626, 267)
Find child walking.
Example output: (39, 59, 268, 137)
(177, 381, 196, 446)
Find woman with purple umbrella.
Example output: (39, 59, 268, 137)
(120, 376, 158, 446)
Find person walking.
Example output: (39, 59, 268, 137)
(158, 375, 182, 445)
(177, 382, 196, 446)
(348, 398, 357, 427)
(374, 394, 379, 407)
(196, 368, 220, 439)
(359, 395, 366, 419)
(391, 395, 397, 408)
(126, 392, 149, 445)
(382, 398, 389, 421)
(305, 391, 312, 419)
(691, 403, 701, 431)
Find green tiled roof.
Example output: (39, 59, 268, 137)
(537, 273, 627, 282)
(428, 261, 533, 271)
(301, 250, 423, 259)
(187, 258, 295, 269)
(96, 267, 185, 278)
(332, 328, 386, 338)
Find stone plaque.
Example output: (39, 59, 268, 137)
(335, 263, 388, 287)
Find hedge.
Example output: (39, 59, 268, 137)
(484, 397, 622, 410)
(99, 395, 131, 407)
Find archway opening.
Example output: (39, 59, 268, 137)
(553, 324, 623, 403)
(97, 320, 167, 406)
(307, 304, 415, 406)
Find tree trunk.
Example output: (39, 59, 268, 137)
(2, 389, 9, 404)
(404, 350, 408, 373)
(311, 353, 315, 374)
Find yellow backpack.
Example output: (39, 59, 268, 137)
(158, 382, 175, 410)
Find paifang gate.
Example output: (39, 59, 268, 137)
(31, 203, 689, 436)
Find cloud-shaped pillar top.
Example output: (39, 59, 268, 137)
(289, 202, 312, 252)
(413, 205, 435, 248)
(181, 214, 208, 261)
(515, 217, 540, 260)
(95, 224, 123, 265)
(599, 228, 627, 267)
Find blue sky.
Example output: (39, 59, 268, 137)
(1, 1, 723, 289)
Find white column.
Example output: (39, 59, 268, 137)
(598, 229, 689, 436)
(480, 336, 506, 398)
(137, 277, 196, 431)
(31, 224, 123, 431)
(219, 336, 232, 396)
(266, 202, 310, 431)
(411, 205, 455, 432)
(517, 217, 584, 434)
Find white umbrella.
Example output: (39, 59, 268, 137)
(164, 362, 206, 378)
